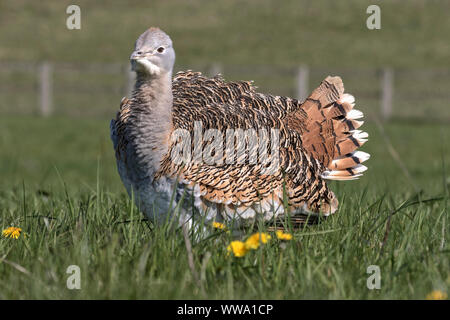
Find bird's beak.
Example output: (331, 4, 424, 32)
(130, 51, 142, 61)
(130, 51, 161, 76)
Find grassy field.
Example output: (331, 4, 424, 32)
(0, 116, 448, 299)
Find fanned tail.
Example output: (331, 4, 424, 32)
(286, 76, 370, 180)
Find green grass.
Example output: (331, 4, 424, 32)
(0, 116, 449, 299)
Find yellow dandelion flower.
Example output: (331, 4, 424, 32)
(2, 227, 22, 239)
(426, 290, 447, 300)
(212, 221, 226, 230)
(276, 230, 293, 241)
(227, 241, 247, 257)
(245, 232, 271, 250)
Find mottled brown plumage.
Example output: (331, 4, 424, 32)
(157, 71, 330, 212)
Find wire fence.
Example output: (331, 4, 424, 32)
(1, 61, 449, 122)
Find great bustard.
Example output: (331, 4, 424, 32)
(110, 27, 369, 230)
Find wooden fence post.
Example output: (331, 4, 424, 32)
(381, 68, 393, 121)
(38, 62, 52, 116)
(296, 65, 309, 102)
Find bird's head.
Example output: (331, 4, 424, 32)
(130, 27, 175, 77)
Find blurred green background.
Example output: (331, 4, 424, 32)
(1, 0, 450, 117)
(2, 0, 450, 66)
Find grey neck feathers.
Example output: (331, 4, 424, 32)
(134, 72, 173, 108)
(130, 72, 173, 178)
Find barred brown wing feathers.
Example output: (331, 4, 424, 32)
(173, 71, 300, 118)
(285, 76, 370, 181)
(157, 100, 287, 206)
(156, 72, 337, 217)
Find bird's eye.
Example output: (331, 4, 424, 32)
(157, 47, 165, 53)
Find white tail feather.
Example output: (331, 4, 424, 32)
(340, 93, 355, 105)
(347, 109, 364, 120)
(352, 151, 371, 162)
(323, 89, 370, 181)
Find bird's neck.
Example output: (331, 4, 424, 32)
(131, 72, 173, 176)
(134, 72, 173, 112)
